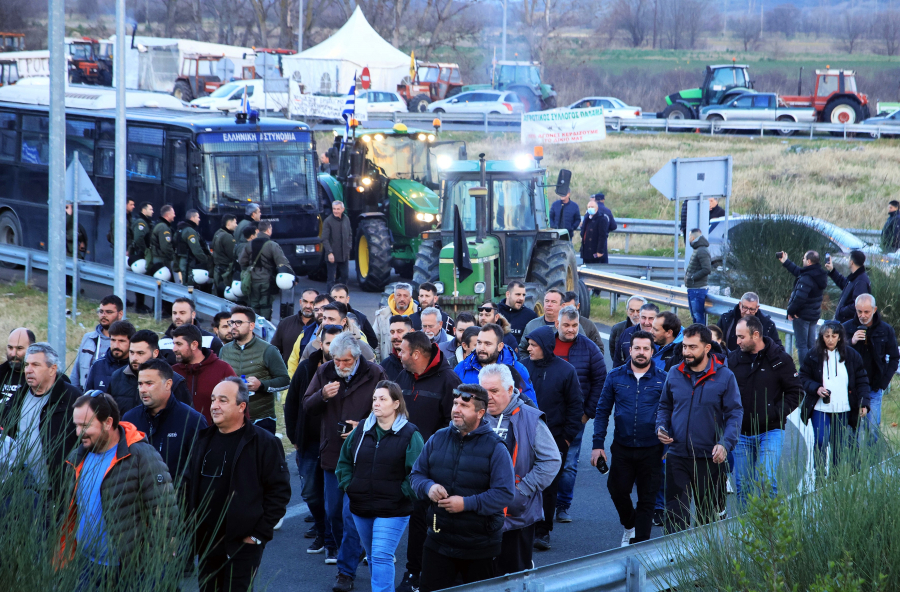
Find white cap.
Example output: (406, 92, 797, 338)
(224, 287, 238, 301)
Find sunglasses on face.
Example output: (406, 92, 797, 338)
(452, 388, 486, 404)
(478, 307, 495, 313)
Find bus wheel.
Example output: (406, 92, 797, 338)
(0, 211, 22, 268)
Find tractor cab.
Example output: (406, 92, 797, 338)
(397, 62, 463, 112)
(0, 60, 18, 87)
(173, 55, 237, 102)
(0, 32, 25, 52)
(662, 63, 752, 120)
(67, 38, 111, 85)
(413, 151, 577, 313)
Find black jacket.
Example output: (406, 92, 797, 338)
(829, 267, 871, 324)
(185, 421, 291, 554)
(882, 210, 900, 250)
(798, 346, 871, 428)
(609, 318, 634, 368)
(783, 260, 828, 321)
(84, 349, 129, 392)
(841, 313, 900, 391)
(518, 326, 584, 443)
(122, 393, 208, 484)
(270, 313, 316, 364)
(681, 201, 725, 238)
(380, 351, 405, 382)
(580, 209, 613, 264)
(0, 360, 27, 405)
(727, 337, 802, 435)
(283, 350, 325, 451)
(345, 420, 418, 518)
(395, 344, 461, 442)
(497, 300, 538, 342)
(108, 364, 192, 415)
(0, 376, 80, 493)
(718, 304, 782, 352)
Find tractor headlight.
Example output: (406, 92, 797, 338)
(437, 155, 452, 170)
(427, 134, 435, 142)
(362, 177, 372, 186)
(434, 282, 445, 295)
(361, 135, 371, 143)
(417, 133, 427, 141)
(374, 134, 384, 141)
(416, 213, 435, 223)
(514, 154, 531, 170)
(474, 282, 486, 294)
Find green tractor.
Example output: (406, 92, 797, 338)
(411, 152, 588, 316)
(463, 61, 557, 113)
(317, 123, 466, 292)
(660, 63, 754, 120)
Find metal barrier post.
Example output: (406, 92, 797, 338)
(625, 555, 646, 592)
(484, 113, 489, 133)
(785, 333, 794, 356)
(24, 252, 32, 285)
(625, 234, 630, 253)
(610, 292, 618, 316)
(810, 123, 815, 139)
(154, 281, 162, 322)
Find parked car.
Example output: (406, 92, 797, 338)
(700, 92, 816, 136)
(190, 79, 288, 112)
(427, 90, 525, 115)
(357, 90, 408, 114)
(861, 108, 900, 138)
(568, 96, 642, 127)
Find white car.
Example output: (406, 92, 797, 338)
(427, 90, 525, 115)
(356, 90, 408, 114)
(190, 79, 288, 112)
(568, 96, 642, 126)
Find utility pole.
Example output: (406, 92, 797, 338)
(298, 0, 304, 52)
(502, 0, 508, 60)
(760, 1, 764, 37)
(114, 0, 127, 304)
(47, 0, 66, 357)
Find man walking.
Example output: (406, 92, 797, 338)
(656, 324, 742, 532)
(717, 292, 782, 352)
(481, 364, 560, 575)
(238, 220, 295, 320)
(520, 326, 583, 551)
(881, 200, 900, 252)
(439, 313, 476, 369)
(303, 334, 384, 591)
(409, 384, 514, 591)
(610, 296, 646, 367)
(684, 229, 712, 325)
(108, 330, 191, 415)
(61, 392, 178, 583)
(122, 358, 207, 486)
(651, 312, 684, 372)
(235, 203, 262, 260)
(84, 320, 135, 392)
(497, 281, 538, 342)
(395, 331, 461, 591)
(71, 295, 124, 389)
(218, 306, 290, 435)
(728, 316, 801, 507)
(420, 307, 451, 345)
(616, 303, 659, 367)
(271, 289, 319, 362)
(825, 250, 871, 323)
(561, 291, 605, 353)
(842, 294, 900, 442)
(410, 283, 454, 334)
(186, 377, 291, 592)
(322, 200, 352, 290)
(212, 312, 234, 345)
(0, 327, 35, 404)
(779, 250, 828, 363)
(548, 191, 580, 240)
(476, 302, 519, 351)
(171, 324, 237, 425)
(181, 209, 212, 290)
(456, 324, 536, 403)
(212, 214, 238, 296)
(519, 289, 589, 356)
(374, 283, 418, 362)
(382, 315, 413, 382)
(592, 330, 666, 545)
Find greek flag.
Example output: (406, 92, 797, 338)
(342, 76, 356, 137)
(240, 85, 249, 114)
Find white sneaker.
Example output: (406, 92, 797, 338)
(621, 527, 635, 547)
(273, 517, 284, 531)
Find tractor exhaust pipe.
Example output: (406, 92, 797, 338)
(797, 66, 803, 96)
(474, 153, 487, 243)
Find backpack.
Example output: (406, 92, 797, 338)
(241, 246, 265, 297)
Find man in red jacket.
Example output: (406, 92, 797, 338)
(171, 324, 236, 424)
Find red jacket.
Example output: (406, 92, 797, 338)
(173, 350, 237, 424)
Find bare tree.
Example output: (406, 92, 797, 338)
(835, 9, 870, 54)
(612, 0, 650, 48)
(876, 10, 900, 56)
(658, 0, 707, 50)
(247, 0, 276, 45)
(766, 3, 800, 39)
(731, 13, 761, 51)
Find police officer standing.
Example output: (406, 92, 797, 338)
(238, 220, 294, 320)
(150, 205, 177, 279)
(212, 215, 237, 296)
(131, 202, 154, 313)
(182, 209, 212, 291)
(235, 203, 262, 261)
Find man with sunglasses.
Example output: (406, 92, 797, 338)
(409, 384, 514, 591)
(71, 295, 124, 390)
(717, 292, 782, 352)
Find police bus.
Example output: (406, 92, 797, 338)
(0, 84, 324, 273)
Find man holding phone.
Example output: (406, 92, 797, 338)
(656, 324, 743, 533)
(592, 331, 667, 546)
(303, 333, 386, 590)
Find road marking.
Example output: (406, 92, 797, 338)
(283, 502, 310, 521)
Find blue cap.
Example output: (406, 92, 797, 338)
(592, 192, 605, 201)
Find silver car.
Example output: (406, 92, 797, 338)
(700, 92, 816, 136)
(861, 109, 900, 138)
(427, 90, 525, 115)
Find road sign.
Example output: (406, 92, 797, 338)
(650, 156, 732, 201)
(361, 67, 371, 90)
(65, 157, 104, 205)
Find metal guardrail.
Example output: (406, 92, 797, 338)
(0, 244, 277, 339)
(390, 111, 520, 132)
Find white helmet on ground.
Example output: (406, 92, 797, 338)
(130, 259, 147, 275)
(276, 273, 295, 290)
(230, 280, 244, 299)
(192, 269, 210, 285)
(153, 266, 172, 282)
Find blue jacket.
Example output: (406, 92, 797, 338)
(593, 362, 667, 450)
(554, 331, 607, 419)
(122, 393, 207, 483)
(84, 349, 129, 393)
(651, 329, 683, 372)
(454, 347, 536, 404)
(549, 199, 581, 237)
(656, 357, 743, 459)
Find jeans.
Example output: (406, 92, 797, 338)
(323, 470, 363, 578)
(811, 411, 854, 468)
(607, 442, 663, 543)
(687, 288, 708, 325)
(861, 389, 884, 445)
(555, 426, 583, 511)
(733, 429, 783, 509)
(326, 260, 349, 290)
(352, 514, 410, 592)
(295, 447, 333, 548)
(791, 318, 818, 366)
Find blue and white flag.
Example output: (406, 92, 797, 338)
(342, 75, 356, 137)
(240, 85, 250, 114)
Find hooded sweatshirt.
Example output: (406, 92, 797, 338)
(373, 294, 419, 361)
(454, 346, 536, 404)
(652, 328, 684, 372)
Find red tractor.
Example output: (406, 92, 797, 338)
(67, 38, 112, 86)
(172, 55, 236, 102)
(781, 67, 870, 124)
(397, 62, 463, 112)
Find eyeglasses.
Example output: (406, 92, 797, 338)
(452, 388, 486, 404)
(227, 320, 247, 327)
(97, 308, 118, 315)
(200, 450, 225, 479)
(739, 304, 759, 314)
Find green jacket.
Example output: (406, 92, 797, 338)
(212, 228, 236, 268)
(685, 235, 712, 289)
(181, 221, 211, 270)
(108, 212, 133, 250)
(150, 220, 176, 267)
(238, 236, 294, 288)
(66, 213, 87, 259)
(130, 214, 153, 260)
(218, 336, 290, 421)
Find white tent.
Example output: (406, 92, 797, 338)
(281, 6, 411, 96)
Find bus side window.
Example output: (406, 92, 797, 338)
(96, 121, 115, 177)
(126, 126, 164, 182)
(66, 120, 95, 174)
(166, 138, 188, 190)
(21, 115, 49, 166)
(0, 112, 16, 162)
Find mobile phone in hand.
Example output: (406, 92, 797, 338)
(596, 455, 609, 475)
(658, 427, 669, 439)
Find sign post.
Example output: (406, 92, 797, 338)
(650, 156, 732, 282)
(66, 151, 105, 322)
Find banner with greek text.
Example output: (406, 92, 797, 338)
(521, 107, 606, 144)
(289, 79, 368, 121)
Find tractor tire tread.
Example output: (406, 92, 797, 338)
(357, 219, 393, 292)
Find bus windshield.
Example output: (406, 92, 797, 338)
(366, 135, 430, 182)
(199, 132, 316, 207)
